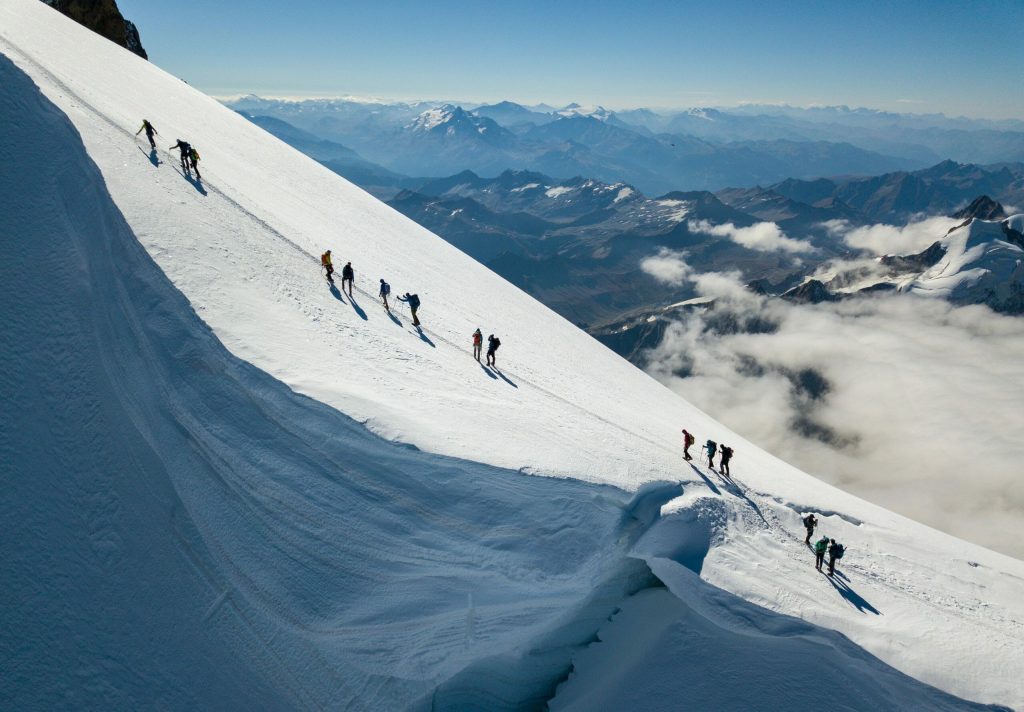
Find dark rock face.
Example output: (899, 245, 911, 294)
(951, 195, 1007, 221)
(880, 241, 947, 272)
(41, 0, 148, 59)
(1002, 221, 1024, 249)
(782, 279, 839, 304)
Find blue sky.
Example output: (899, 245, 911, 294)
(119, 0, 1023, 118)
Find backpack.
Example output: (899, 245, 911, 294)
(685, 433, 694, 446)
(815, 538, 828, 553)
(804, 515, 814, 528)
(190, 148, 200, 161)
(381, 282, 391, 295)
(408, 293, 420, 308)
(834, 545, 845, 559)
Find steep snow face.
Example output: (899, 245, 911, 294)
(3, 1, 1024, 709)
(0, 55, 666, 710)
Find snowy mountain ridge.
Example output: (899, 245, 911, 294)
(2, 1, 1022, 709)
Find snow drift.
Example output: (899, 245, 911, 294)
(2, 1, 1023, 709)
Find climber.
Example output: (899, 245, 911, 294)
(188, 145, 201, 179)
(169, 139, 192, 173)
(398, 292, 420, 326)
(341, 261, 354, 298)
(681, 429, 695, 461)
(803, 513, 818, 545)
(486, 334, 501, 367)
(814, 535, 829, 572)
(321, 250, 334, 283)
(828, 539, 846, 576)
(472, 328, 483, 361)
(136, 119, 158, 149)
(719, 444, 734, 477)
(705, 440, 717, 469)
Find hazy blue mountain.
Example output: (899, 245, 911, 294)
(237, 112, 407, 194)
(471, 100, 555, 128)
(225, 96, 925, 194)
(762, 160, 1024, 221)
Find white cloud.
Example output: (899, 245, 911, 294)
(689, 219, 816, 254)
(823, 216, 959, 256)
(640, 249, 693, 286)
(644, 280, 1024, 558)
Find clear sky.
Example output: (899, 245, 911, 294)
(118, 0, 1023, 119)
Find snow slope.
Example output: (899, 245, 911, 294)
(904, 217, 1024, 307)
(2, 1, 1023, 709)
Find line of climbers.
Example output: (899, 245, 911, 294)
(684, 426, 850, 576)
(681, 428, 734, 477)
(136, 119, 500, 372)
(322, 251, 503, 365)
(139, 120, 854, 590)
(803, 513, 846, 576)
(136, 119, 202, 180)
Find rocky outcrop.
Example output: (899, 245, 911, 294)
(782, 279, 839, 304)
(951, 195, 1007, 221)
(879, 240, 947, 272)
(41, 0, 147, 59)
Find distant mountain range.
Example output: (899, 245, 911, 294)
(237, 107, 1024, 336)
(227, 96, 1024, 194)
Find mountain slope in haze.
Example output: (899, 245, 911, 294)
(759, 159, 1024, 222)
(238, 111, 406, 193)
(229, 97, 923, 194)
(3, 2, 1023, 710)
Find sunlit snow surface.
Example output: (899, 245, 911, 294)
(1, 1, 1022, 709)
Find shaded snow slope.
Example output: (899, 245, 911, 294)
(2, 1, 1024, 708)
(0, 53, 662, 709)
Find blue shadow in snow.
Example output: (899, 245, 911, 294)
(138, 145, 160, 166)
(349, 295, 368, 321)
(328, 283, 346, 303)
(824, 569, 881, 615)
(494, 368, 517, 388)
(173, 164, 207, 196)
(688, 463, 721, 496)
(415, 326, 435, 347)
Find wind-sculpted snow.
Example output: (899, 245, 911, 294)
(3, 1, 1024, 708)
(0, 54, 661, 708)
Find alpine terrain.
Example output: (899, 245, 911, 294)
(1, 1, 1022, 710)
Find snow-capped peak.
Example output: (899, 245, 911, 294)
(685, 107, 721, 121)
(407, 103, 463, 131)
(556, 103, 614, 121)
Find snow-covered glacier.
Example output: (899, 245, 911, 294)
(1, 1, 1022, 709)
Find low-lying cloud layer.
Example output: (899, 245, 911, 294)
(689, 219, 816, 254)
(644, 267, 1024, 559)
(640, 249, 693, 286)
(822, 216, 961, 256)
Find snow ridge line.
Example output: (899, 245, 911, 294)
(0, 34, 317, 263)
(3, 32, 695, 487)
